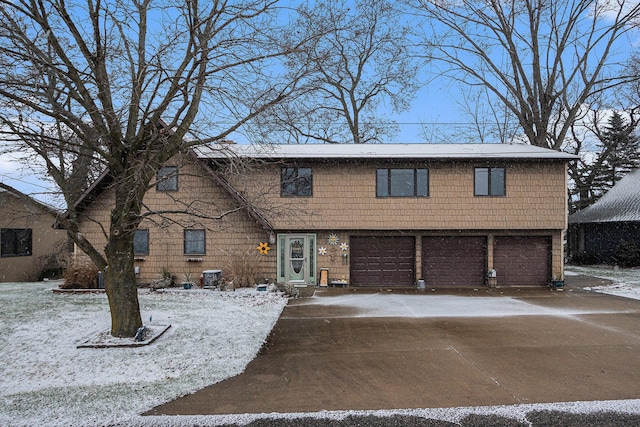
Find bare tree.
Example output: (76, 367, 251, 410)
(256, 0, 419, 144)
(432, 85, 522, 144)
(0, 0, 308, 337)
(408, 0, 640, 150)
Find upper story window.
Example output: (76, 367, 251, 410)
(184, 229, 205, 255)
(1, 228, 32, 257)
(134, 229, 149, 256)
(377, 168, 429, 197)
(281, 167, 312, 197)
(475, 167, 506, 196)
(157, 166, 178, 192)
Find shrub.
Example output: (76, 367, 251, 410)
(220, 249, 263, 288)
(36, 240, 71, 281)
(37, 253, 67, 281)
(61, 260, 99, 289)
(614, 240, 640, 268)
(570, 251, 600, 265)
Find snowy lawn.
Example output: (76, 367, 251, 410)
(566, 265, 640, 300)
(0, 281, 287, 427)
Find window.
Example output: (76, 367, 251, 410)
(1, 228, 32, 257)
(281, 167, 312, 196)
(475, 167, 506, 196)
(184, 229, 205, 255)
(134, 229, 149, 255)
(377, 168, 429, 197)
(157, 166, 178, 191)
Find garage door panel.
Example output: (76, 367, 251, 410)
(422, 236, 486, 287)
(493, 236, 550, 286)
(350, 236, 415, 287)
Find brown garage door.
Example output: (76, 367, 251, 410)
(493, 236, 550, 286)
(422, 236, 487, 287)
(350, 236, 415, 287)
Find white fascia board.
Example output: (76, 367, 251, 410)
(194, 143, 579, 161)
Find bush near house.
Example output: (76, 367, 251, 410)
(614, 241, 640, 268)
(570, 251, 600, 266)
(221, 249, 264, 289)
(61, 259, 99, 289)
(36, 242, 70, 281)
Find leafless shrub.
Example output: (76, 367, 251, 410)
(220, 249, 263, 288)
(36, 240, 71, 280)
(61, 259, 99, 289)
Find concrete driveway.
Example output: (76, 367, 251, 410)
(147, 275, 640, 416)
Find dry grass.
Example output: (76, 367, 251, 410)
(61, 259, 99, 289)
(220, 249, 264, 288)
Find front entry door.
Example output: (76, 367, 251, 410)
(288, 236, 306, 282)
(277, 234, 317, 285)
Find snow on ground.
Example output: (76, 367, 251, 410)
(2, 266, 640, 426)
(124, 399, 640, 426)
(299, 291, 621, 318)
(567, 265, 640, 300)
(0, 282, 287, 427)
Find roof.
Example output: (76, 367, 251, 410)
(569, 169, 640, 224)
(195, 143, 578, 161)
(0, 183, 62, 217)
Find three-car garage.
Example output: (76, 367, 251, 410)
(349, 234, 551, 288)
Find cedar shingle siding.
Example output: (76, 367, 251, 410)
(76, 144, 574, 287)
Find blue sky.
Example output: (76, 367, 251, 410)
(1, 0, 639, 204)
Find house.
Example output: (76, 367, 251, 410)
(568, 169, 640, 264)
(0, 186, 68, 282)
(73, 143, 575, 288)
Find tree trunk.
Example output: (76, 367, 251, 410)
(104, 228, 143, 337)
(103, 179, 143, 338)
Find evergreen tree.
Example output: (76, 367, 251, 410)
(599, 112, 640, 187)
(571, 111, 640, 212)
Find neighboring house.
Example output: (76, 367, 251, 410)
(568, 169, 640, 264)
(73, 143, 575, 288)
(0, 186, 68, 282)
